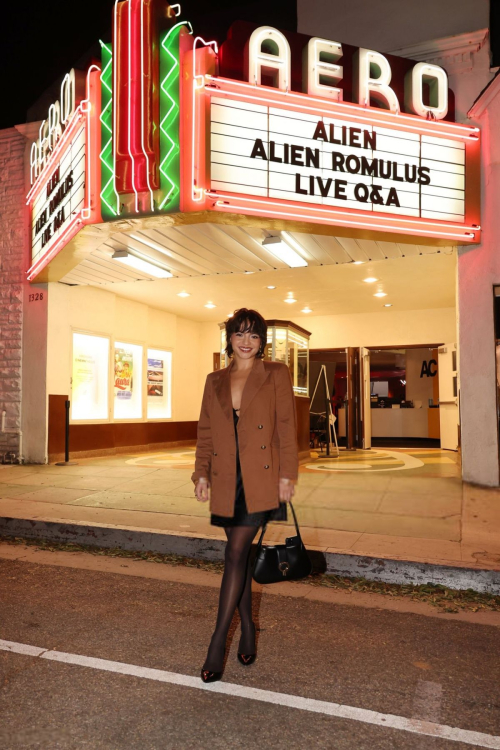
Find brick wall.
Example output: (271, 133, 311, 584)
(0, 128, 27, 458)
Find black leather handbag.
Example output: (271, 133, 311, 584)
(252, 502, 312, 584)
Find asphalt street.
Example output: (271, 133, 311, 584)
(0, 549, 499, 749)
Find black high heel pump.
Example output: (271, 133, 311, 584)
(237, 622, 256, 666)
(200, 668, 222, 683)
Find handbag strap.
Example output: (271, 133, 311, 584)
(255, 501, 302, 549)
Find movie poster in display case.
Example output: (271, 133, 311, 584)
(71, 332, 109, 421)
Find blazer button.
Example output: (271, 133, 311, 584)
(261, 445, 266, 450)
(213, 452, 217, 456)
(258, 424, 263, 429)
(264, 464, 269, 469)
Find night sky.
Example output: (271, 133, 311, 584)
(1, 0, 297, 130)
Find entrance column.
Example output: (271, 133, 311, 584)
(459, 88, 500, 487)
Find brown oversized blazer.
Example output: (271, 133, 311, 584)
(191, 358, 299, 517)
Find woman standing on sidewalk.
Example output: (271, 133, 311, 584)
(193, 308, 299, 683)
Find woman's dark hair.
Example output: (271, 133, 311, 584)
(225, 308, 267, 359)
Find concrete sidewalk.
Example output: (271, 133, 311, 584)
(0, 446, 499, 588)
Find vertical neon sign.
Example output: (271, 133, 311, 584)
(99, 41, 120, 218)
(158, 21, 191, 211)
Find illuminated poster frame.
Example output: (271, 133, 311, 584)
(180, 47, 481, 245)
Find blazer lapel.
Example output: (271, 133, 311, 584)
(239, 359, 270, 419)
(214, 360, 233, 422)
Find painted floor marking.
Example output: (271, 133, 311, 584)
(1, 639, 499, 749)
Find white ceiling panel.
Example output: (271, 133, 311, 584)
(59, 222, 447, 289)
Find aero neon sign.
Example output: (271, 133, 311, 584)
(248, 26, 448, 119)
(30, 69, 86, 184)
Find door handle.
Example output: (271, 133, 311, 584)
(438, 400, 457, 405)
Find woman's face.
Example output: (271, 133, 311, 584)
(230, 328, 262, 361)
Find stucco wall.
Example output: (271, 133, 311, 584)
(46, 283, 205, 425)
(292, 308, 456, 349)
(458, 82, 500, 486)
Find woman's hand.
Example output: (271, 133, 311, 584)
(279, 478, 295, 503)
(195, 478, 210, 503)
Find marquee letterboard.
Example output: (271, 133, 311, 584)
(31, 125, 86, 268)
(210, 97, 466, 224)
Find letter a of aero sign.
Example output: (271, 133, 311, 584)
(182, 24, 481, 244)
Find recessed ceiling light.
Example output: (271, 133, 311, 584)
(374, 291, 387, 298)
(244, 271, 254, 274)
(352, 261, 364, 265)
(284, 297, 297, 304)
(177, 291, 190, 297)
(301, 307, 312, 313)
(363, 277, 378, 283)
(205, 302, 216, 308)
(383, 303, 392, 308)
(266, 285, 276, 290)
(227, 312, 233, 317)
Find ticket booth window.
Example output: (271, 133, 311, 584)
(71, 333, 110, 421)
(113, 342, 143, 420)
(146, 348, 172, 419)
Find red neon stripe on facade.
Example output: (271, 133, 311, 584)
(114, 0, 160, 198)
(210, 196, 476, 241)
(207, 191, 479, 234)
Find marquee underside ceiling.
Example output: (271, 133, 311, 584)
(59, 223, 451, 286)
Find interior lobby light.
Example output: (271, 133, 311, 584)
(384, 303, 393, 307)
(263, 235, 308, 268)
(112, 250, 172, 278)
(177, 291, 191, 297)
(374, 291, 387, 297)
(284, 297, 297, 304)
(301, 307, 312, 313)
(363, 277, 378, 283)
(267, 285, 276, 290)
(205, 301, 216, 308)
(353, 261, 364, 265)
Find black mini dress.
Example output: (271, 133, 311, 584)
(210, 408, 288, 528)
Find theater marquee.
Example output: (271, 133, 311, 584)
(25, 6, 482, 285)
(184, 26, 480, 244)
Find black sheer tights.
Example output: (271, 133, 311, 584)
(203, 526, 259, 672)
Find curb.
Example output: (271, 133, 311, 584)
(1, 516, 499, 595)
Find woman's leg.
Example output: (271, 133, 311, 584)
(203, 525, 258, 671)
(237, 538, 256, 654)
